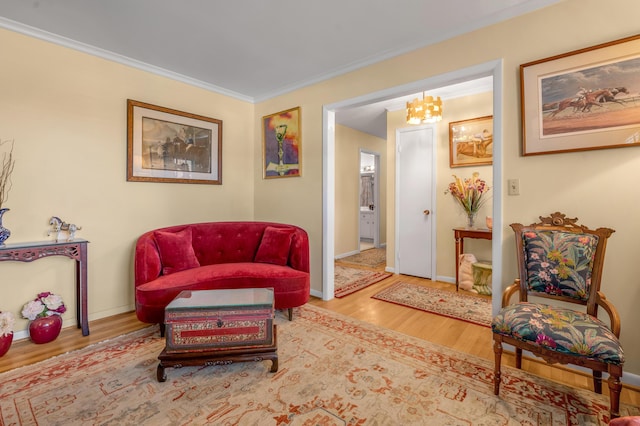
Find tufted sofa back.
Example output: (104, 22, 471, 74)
(134, 221, 310, 286)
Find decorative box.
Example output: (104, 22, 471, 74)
(164, 288, 274, 354)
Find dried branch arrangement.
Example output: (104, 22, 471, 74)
(0, 138, 15, 209)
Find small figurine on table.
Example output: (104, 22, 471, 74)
(47, 216, 82, 242)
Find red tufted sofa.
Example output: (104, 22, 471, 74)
(134, 221, 310, 329)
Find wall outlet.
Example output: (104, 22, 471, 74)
(508, 179, 520, 196)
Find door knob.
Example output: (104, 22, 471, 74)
(423, 209, 430, 215)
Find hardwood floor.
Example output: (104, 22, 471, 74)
(2, 267, 638, 408)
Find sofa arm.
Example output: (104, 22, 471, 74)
(289, 228, 310, 273)
(134, 232, 162, 286)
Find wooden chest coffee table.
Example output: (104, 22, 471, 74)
(157, 288, 278, 382)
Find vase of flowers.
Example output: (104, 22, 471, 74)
(445, 172, 490, 228)
(21, 292, 66, 344)
(0, 311, 15, 357)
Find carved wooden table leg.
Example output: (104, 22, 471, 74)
(157, 363, 167, 382)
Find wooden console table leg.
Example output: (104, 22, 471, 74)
(454, 235, 464, 292)
(77, 243, 89, 336)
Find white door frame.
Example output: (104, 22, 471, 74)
(395, 125, 437, 279)
(323, 59, 504, 315)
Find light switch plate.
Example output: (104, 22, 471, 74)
(508, 179, 520, 195)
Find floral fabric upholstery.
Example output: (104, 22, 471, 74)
(492, 302, 624, 364)
(522, 230, 598, 301)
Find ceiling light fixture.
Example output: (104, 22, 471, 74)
(406, 93, 442, 124)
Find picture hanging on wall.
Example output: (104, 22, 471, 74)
(262, 106, 301, 179)
(127, 99, 222, 184)
(449, 115, 493, 168)
(521, 34, 640, 156)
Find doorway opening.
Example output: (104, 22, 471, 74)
(323, 59, 504, 315)
(359, 150, 380, 252)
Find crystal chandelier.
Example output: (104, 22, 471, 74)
(406, 93, 442, 124)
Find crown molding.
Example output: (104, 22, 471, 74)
(0, 17, 255, 103)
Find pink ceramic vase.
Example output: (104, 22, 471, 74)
(0, 332, 12, 356)
(29, 315, 63, 344)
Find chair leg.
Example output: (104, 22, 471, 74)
(608, 372, 622, 419)
(493, 337, 503, 395)
(515, 348, 523, 369)
(593, 370, 603, 394)
(288, 308, 293, 321)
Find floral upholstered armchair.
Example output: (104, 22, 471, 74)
(492, 212, 624, 420)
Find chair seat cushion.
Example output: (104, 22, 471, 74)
(492, 302, 624, 364)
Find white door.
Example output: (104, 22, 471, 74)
(396, 126, 435, 278)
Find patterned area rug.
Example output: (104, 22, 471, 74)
(1, 305, 637, 425)
(334, 264, 391, 297)
(338, 247, 386, 267)
(372, 282, 492, 327)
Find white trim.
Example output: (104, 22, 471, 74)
(335, 249, 360, 260)
(0, 17, 254, 103)
(323, 59, 503, 310)
(322, 108, 336, 301)
(490, 62, 504, 317)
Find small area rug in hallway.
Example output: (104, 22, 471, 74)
(338, 247, 386, 267)
(334, 264, 391, 297)
(0, 305, 637, 424)
(372, 282, 492, 327)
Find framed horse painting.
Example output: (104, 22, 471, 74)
(127, 100, 223, 184)
(520, 34, 640, 156)
(449, 115, 493, 168)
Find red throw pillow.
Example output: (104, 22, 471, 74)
(254, 226, 295, 266)
(154, 228, 200, 275)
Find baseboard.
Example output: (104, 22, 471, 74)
(437, 275, 456, 284)
(335, 249, 360, 260)
(310, 289, 323, 299)
(335, 243, 387, 260)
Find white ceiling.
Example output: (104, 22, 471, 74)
(0, 0, 560, 137)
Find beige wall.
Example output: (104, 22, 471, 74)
(334, 124, 386, 256)
(3, 0, 640, 377)
(254, 0, 640, 376)
(437, 92, 493, 278)
(383, 92, 494, 280)
(1, 29, 254, 332)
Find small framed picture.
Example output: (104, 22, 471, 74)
(449, 115, 493, 168)
(262, 107, 301, 179)
(521, 34, 640, 156)
(127, 99, 222, 184)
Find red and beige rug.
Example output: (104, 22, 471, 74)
(338, 247, 386, 268)
(372, 282, 492, 327)
(1, 305, 637, 425)
(334, 264, 391, 297)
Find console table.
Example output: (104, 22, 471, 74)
(453, 228, 491, 291)
(0, 239, 90, 336)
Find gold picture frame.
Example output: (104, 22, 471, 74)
(127, 99, 222, 184)
(521, 34, 640, 156)
(449, 115, 493, 168)
(262, 107, 301, 179)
